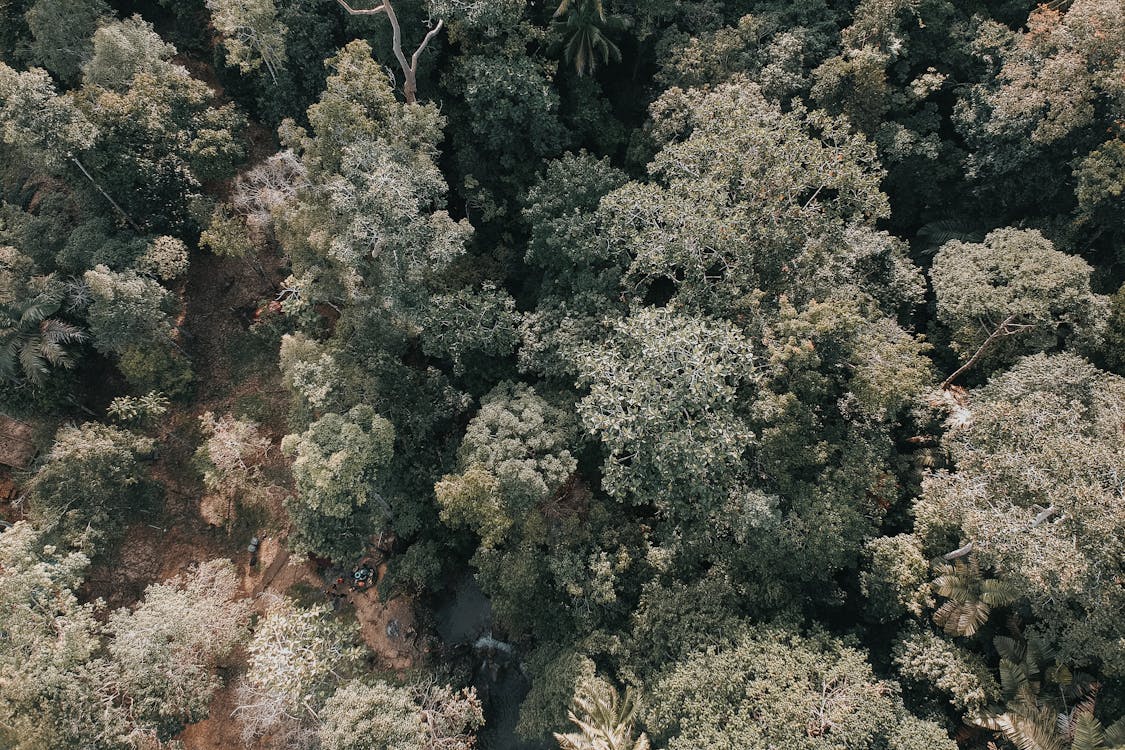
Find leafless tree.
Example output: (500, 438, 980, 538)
(336, 0, 444, 104)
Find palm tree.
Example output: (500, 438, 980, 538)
(553, 0, 622, 76)
(931, 553, 1018, 637)
(0, 292, 85, 385)
(554, 678, 650, 750)
(972, 634, 1125, 750)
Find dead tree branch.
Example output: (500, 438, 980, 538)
(335, 0, 443, 104)
(940, 315, 1033, 389)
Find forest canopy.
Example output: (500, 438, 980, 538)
(0, 1, 1123, 749)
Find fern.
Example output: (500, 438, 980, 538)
(1000, 659, 1031, 701)
(1003, 707, 1066, 750)
(931, 555, 1015, 636)
(1070, 712, 1106, 750)
(1103, 718, 1125, 748)
(555, 678, 650, 750)
(995, 635, 1026, 662)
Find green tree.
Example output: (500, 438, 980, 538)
(598, 76, 888, 313)
(82, 265, 176, 354)
(930, 553, 1018, 637)
(73, 17, 246, 229)
(24, 422, 157, 542)
(1074, 138, 1125, 241)
(576, 306, 756, 519)
(894, 627, 1000, 714)
(107, 559, 251, 738)
(860, 533, 933, 622)
(0, 267, 85, 385)
(930, 228, 1107, 379)
(207, 0, 288, 83)
(916, 353, 1125, 674)
(420, 282, 520, 376)
(83, 14, 178, 91)
(436, 381, 576, 547)
(281, 404, 396, 561)
(646, 628, 957, 750)
(24, 0, 109, 83)
(552, 0, 622, 77)
(973, 634, 1125, 750)
(82, 263, 191, 393)
(278, 40, 467, 315)
(443, 51, 569, 222)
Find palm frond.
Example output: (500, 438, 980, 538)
(1003, 707, 1066, 750)
(1102, 718, 1125, 747)
(1069, 708, 1105, 750)
(996, 636, 1026, 662)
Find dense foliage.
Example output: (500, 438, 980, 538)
(0, 0, 1122, 748)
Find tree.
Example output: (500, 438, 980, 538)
(893, 628, 1000, 714)
(0, 63, 131, 225)
(82, 263, 191, 393)
(207, 0, 288, 83)
(82, 266, 176, 353)
(973, 0, 1124, 146)
(646, 628, 957, 750)
(278, 39, 468, 314)
(281, 404, 396, 561)
(420, 282, 520, 376)
(24, 422, 157, 542)
(334, 0, 444, 104)
(24, 0, 109, 83)
(930, 553, 1018, 637)
(107, 559, 251, 738)
(916, 353, 1125, 674)
(83, 14, 178, 91)
(0, 267, 85, 385)
(554, 677, 650, 750)
(517, 151, 628, 383)
(235, 599, 364, 743)
(443, 51, 569, 222)
(575, 306, 757, 518)
(1074, 138, 1125, 239)
(135, 235, 189, 282)
(930, 228, 1107, 375)
(598, 76, 888, 314)
(106, 391, 170, 426)
(0, 522, 127, 750)
(860, 533, 933, 622)
(551, 0, 622, 77)
(278, 332, 343, 413)
(318, 680, 425, 750)
(73, 16, 246, 229)
(318, 679, 483, 750)
(972, 633, 1125, 750)
(196, 412, 273, 526)
(436, 381, 576, 547)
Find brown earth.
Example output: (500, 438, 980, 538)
(44, 236, 426, 749)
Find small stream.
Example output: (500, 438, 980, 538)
(434, 574, 546, 750)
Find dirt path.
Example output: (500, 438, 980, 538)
(91, 246, 428, 748)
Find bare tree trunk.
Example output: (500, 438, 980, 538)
(69, 155, 142, 232)
(940, 315, 1033, 389)
(335, 0, 443, 104)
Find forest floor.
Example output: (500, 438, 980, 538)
(67, 246, 426, 748)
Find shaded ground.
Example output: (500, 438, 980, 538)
(81, 247, 287, 610)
